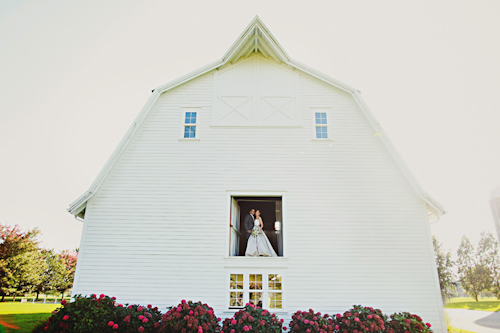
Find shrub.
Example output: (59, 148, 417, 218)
(333, 305, 387, 333)
(387, 312, 433, 333)
(288, 309, 336, 333)
(159, 300, 220, 333)
(221, 303, 284, 333)
(33, 294, 162, 333)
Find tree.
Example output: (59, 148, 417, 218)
(433, 236, 456, 300)
(457, 235, 492, 301)
(477, 232, 500, 298)
(53, 250, 78, 298)
(34, 249, 66, 300)
(0, 224, 46, 301)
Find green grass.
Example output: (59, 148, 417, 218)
(0, 303, 61, 333)
(444, 297, 500, 312)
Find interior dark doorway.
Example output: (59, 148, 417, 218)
(229, 196, 283, 257)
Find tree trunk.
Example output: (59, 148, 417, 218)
(36, 291, 39, 301)
(1, 295, 4, 302)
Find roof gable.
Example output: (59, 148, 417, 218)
(68, 16, 445, 220)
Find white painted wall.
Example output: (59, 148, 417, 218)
(72, 54, 445, 332)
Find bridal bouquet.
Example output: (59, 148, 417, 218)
(251, 226, 260, 237)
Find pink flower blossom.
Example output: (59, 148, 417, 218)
(61, 300, 67, 305)
(426, 323, 432, 327)
(142, 318, 148, 323)
(138, 327, 144, 332)
(354, 318, 360, 322)
(113, 324, 118, 329)
(243, 325, 250, 331)
(137, 306, 143, 312)
(108, 321, 114, 327)
(128, 305, 133, 309)
(176, 307, 182, 312)
(231, 319, 237, 325)
(304, 319, 309, 324)
(138, 315, 144, 320)
(62, 315, 69, 321)
(336, 314, 341, 319)
(367, 315, 372, 319)
(111, 297, 116, 300)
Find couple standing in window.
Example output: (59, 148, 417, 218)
(243, 208, 277, 257)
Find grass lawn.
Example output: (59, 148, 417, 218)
(445, 297, 500, 312)
(0, 303, 61, 333)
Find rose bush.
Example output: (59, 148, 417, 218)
(333, 305, 387, 333)
(288, 309, 336, 333)
(31, 294, 161, 333)
(387, 312, 433, 333)
(221, 303, 284, 333)
(159, 300, 220, 333)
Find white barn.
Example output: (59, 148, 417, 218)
(68, 17, 447, 332)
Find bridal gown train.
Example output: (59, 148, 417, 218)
(245, 219, 277, 257)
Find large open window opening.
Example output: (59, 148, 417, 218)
(229, 196, 283, 257)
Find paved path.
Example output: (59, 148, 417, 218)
(446, 309, 500, 333)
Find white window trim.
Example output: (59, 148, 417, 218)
(180, 107, 201, 140)
(311, 108, 333, 141)
(226, 270, 285, 312)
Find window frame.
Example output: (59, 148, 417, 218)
(226, 271, 284, 311)
(180, 107, 201, 140)
(311, 108, 332, 141)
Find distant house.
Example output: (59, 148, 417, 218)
(68, 17, 447, 332)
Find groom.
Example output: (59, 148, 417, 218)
(243, 208, 255, 240)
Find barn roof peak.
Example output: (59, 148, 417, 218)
(67, 17, 446, 221)
(222, 16, 290, 65)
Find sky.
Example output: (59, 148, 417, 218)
(1, 0, 499, 255)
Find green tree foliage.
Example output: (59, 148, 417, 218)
(0, 224, 46, 300)
(53, 250, 78, 298)
(477, 232, 500, 298)
(457, 235, 492, 301)
(35, 249, 68, 300)
(433, 236, 456, 300)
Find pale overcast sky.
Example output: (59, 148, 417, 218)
(1, 0, 499, 254)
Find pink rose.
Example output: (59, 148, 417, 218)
(108, 321, 114, 326)
(113, 324, 118, 329)
(62, 315, 69, 321)
(243, 325, 250, 331)
(304, 319, 309, 324)
(138, 327, 145, 332)
(176, 307, 182, 312)
(354, 318, 360, 322)
(426, 323, 432, 327)
(336, 314, 341, 319)
(367, 315, 372, 319)
(231, 319, 237, 325)
(61, 300, 67, 305)
(142, 318, 148, 323)
(139, 315, 144, 320)
(137, 306, 143, 312)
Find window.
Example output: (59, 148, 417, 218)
(183, 111, 197, 138)
(227, 273, 283, 310)
(314, 112, 328, 139)
(229, 196, 283, 257)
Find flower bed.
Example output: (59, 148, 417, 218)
(221, 303, 284, 333)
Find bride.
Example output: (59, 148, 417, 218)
(245, 210, 277, 257)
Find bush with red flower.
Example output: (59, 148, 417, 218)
(221, 303, 284, 333)
(31, 294, 162, 333)
(387, 312, 433, 333)
(288, 309, 335, 333)
(159, 300, 220, 333)
(332, 305, 387, 333)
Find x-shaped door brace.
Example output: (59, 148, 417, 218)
(218, 96, 253, 120)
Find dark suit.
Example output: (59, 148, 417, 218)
(243, 214, 255, 239)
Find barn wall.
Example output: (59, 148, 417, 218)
(73, 54, 445, 332)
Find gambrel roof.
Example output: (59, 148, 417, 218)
(68, 16, 445, 220)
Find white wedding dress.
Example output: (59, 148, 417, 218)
(245, 219, 278, 257)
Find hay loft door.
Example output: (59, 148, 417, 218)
(230, 198, 241, 256)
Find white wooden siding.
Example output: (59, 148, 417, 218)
(73, 54, 445, 332)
